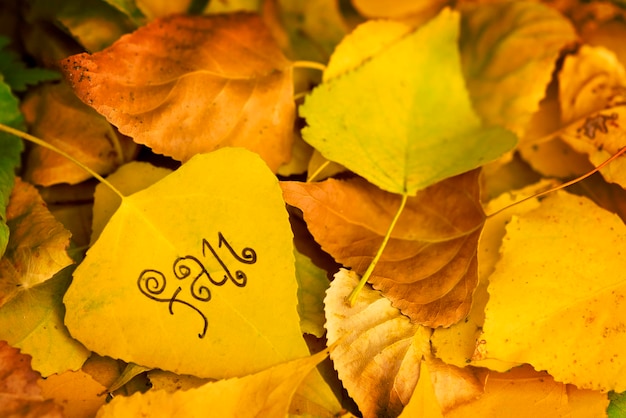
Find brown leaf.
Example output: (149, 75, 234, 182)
(21, 82, 138, 186)
(0, 178, 73, 306)
(324, 269, 429, 418)
(60, 13, 295, 171)
(0, 341, 64, 418)
(281, 170, 484, 327)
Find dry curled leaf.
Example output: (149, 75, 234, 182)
(282, 170, 484, 327)
(324, 268, 430, 418)
(61, 12, 295, 172)
(0, 178, 73, 306)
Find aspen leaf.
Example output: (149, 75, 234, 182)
(0, 341, 64, 418)
(446, 365, 608, 418)
(0, 178, 73, 306)
(476, 191, 626, 392)
(300, 8, 516, 195)
(20, 82, 138, 186)
(61, 13, 294, 172)
(398, 360, 444, 418)
(64, 148, 308, 378)
(460, 1, 577, 135)
(96, 349, 329, 418)
(324, 269, 429, 418)
(282, 170, 484, 326)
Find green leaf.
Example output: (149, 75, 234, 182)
(300, 8, 516, 195)
(0, 79, 24, 257)
(609, 391, 626, 418)
(0, 37, 60, 92)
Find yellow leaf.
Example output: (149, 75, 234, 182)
(460, 1, 577, 135)
(350, 0, 447, 24)
(446, 365, 608, 418)
(61, 13, 294, 172)
(323, 20, 413, 81)
(294, 250, 328, 338)
(0, 178, 73, 306)
(64, 148, 308, 378)
(39, 369, 108, 418)
(95, 349, 329, 418)
(559, 45, 626, 125)
(91, 161, 172, 244)
(398, 360, 444, 418)
(325, 268, 429, 418)
(476, 191, 626, 392)
(20, 82, 137, 187)
(431, 180, 556, 371)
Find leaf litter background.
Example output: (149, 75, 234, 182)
(1, 0, 626, 417)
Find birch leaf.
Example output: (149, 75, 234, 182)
(324, 269, 429, 418)
(61, 13, 294, 172)
(64, 148, 308, 379)
(96, 349, 329, 418)
(300, 8, 515, 195)
(282, 170, 484, 327)
(476, 191, 626, 392)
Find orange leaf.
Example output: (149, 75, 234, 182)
(60, 13, 294, 172)
(0, 341, 63, 418)
(281, 170, 484, 326)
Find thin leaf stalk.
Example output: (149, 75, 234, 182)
(306, 160, 331, 182)
(346, 192, 409, 306)
(0, 123, 125, 200)
(292, 60, 327, 72)
(487, 146, 626, 218)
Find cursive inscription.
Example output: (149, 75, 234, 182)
(137, 233, 257, 338)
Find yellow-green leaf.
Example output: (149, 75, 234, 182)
(300, 8, 516, 195)
(476, 191, 626, 392)
(64, 148, 308, 378)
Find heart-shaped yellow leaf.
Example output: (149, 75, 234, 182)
(64, 148, 308, 378)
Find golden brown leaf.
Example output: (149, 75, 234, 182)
(39, 370, 108, 418)
(0, 178, 73, 306)
(282, 170, 484, 327)
(324, 269, 429, 418)
(61, 13, 294, 172)
(21, 82, 138, 186)
(446, 365, 608, 418)
(0, 341, 64, 418)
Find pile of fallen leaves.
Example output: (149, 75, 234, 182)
(2, 0, 626, 416)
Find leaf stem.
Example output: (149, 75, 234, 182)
(487, 147, 626, 218)
(0, 123, 126, 200)
(346, 192, 409, 306)
(292, 60, 327, 72)
(307, 160, 331, 182)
